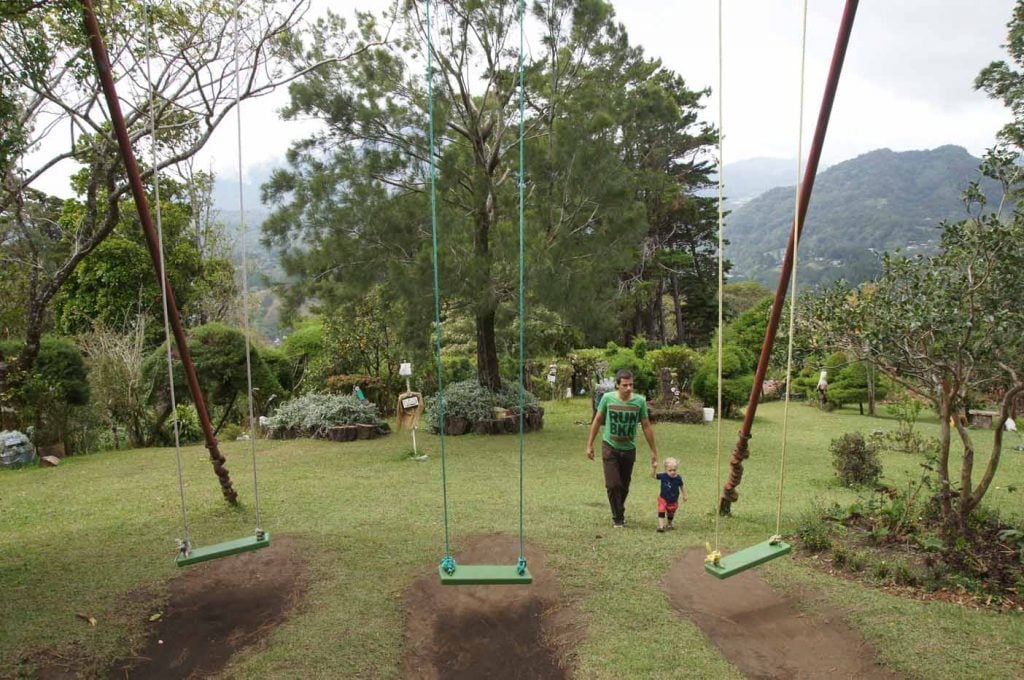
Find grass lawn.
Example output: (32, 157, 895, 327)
(2, 398, 1022, 678)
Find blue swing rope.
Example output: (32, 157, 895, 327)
(424, 0, 454, 576)
(427, 0, 529, 577)
(515, 0, 527, 576)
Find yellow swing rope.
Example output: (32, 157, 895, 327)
(708, 0, 808, 566)
(709, 0, 725, 567)
(775, 0, 809, 542)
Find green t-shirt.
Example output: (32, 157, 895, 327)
(598, 391, 648, 451)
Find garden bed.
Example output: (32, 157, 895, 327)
(795, 499, 1024, 611)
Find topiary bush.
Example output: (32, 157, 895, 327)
(264, 392, 383, 438)
(422, 379, 539, 434)
(691, 344, 755, 417)
(647, 344, 699, 394)
(830, 431, 882, 487)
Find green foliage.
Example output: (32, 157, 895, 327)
(422, 379, 539, 433)
(727, 146, 1005, 288)
(219, 423, 243, 442)
(868, 395, 937, 455)
(725, 297, 772, 363)
(824, 357, 890, 411)
(604, 347, 656, 397)
(280, 320, 324, 393)
(264, 392, 382, 437)
(795, 507, 834, 553)
(830, 432, 882, 488)
(723, 281, 772, 317)
(141, 323, 282, 430)
(160, 404, 202, 446)
(0, 336, 90, 446)
(691, 345, 755, 417)
(647, 344, 699, 393)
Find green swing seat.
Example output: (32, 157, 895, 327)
(439, 563, 533, 585)
(704, 538, 792, 579)
(176, 532, 271, 567)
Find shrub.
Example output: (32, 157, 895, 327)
(647, 345, 699, 393)
(422, 379, 539, 433)
(691, 344, 755, 417)
(219, 423, 243, 441)
(604, 350, 656, 397)
(831, 432, 882, 487)
(264, 392, 382, 438)
(161, 403, 203, 445)
(796, 508, 833, 552)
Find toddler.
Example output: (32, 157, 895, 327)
(652, 457, 687, 532)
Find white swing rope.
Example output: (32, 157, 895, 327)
(232, 0, 264, 537)
(145, 3, 191, 554)
(711, 1, 808, 557)
(775, 0, 809, 541)
(712, 0, 725, 556)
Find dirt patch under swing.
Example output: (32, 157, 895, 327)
(402, 533, 583, 680)
(663, 547, 901, 679)
(107, 534, 309, 679)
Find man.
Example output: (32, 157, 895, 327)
(586, 369, 659, 528)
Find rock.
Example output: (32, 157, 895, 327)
(41, 455, 61, 467)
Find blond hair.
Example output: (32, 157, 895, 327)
(664, 457, 678, 469)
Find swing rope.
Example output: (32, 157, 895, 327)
(428, 0, 529, 577)
(711, 0, 725, 563)
(515, 0, 527, 576)
(146, 3, 191, 555)
(425, 0, 454, 575)
(775, 0, 809, 540)
(233, 0, 264, 537)
(708, 0, 807, 565)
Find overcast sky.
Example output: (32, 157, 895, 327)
(28, 0, 1019, 196)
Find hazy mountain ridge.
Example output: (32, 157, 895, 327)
(726, 145, 1005, 288)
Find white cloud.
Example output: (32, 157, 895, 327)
(26, 0, 1019, 197)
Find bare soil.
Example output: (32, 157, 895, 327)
(402, 533, 583, 680)
(108, 535, 309, 679)
(663, 547, 901, 679)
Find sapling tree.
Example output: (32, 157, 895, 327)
(817, 181, 1024, 539)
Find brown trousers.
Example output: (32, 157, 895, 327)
(601, 442, 636, 524)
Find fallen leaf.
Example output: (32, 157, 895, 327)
(149, 613, 162, 622)
(74, 613, 97, 626)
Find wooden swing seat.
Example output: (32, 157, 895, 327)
(438, 563, 533, 585)
(704, 538, 791, 579)
(176, 532, 271, 567)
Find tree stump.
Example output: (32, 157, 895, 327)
(444, 416, 470, 435)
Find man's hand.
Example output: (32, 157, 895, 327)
(586, 445, 595, 460)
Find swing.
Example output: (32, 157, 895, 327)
(137, 2, 271, 567)
(703, 0, 816, 580)
(426, 0, 531, 586)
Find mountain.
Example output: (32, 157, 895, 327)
(720, 157, 802, 206)
(725, 145, 1005, 288)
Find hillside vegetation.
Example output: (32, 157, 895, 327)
(727, 145, 1004, 287)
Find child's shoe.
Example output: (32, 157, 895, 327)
(656, 527, 665, 533)
(666, 522, 675, 530)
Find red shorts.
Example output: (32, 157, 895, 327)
(658, 497, 679, 514)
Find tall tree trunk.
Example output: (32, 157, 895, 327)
(864, 343, 876, 416)
(936, 388, 955, 533)
(671, 273, 685, 344)
(476, 308, 501, 391)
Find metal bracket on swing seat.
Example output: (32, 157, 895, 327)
(703, 537, 792, 580)
(438, 563, 533, 585)
(176, 531, 271, 567)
